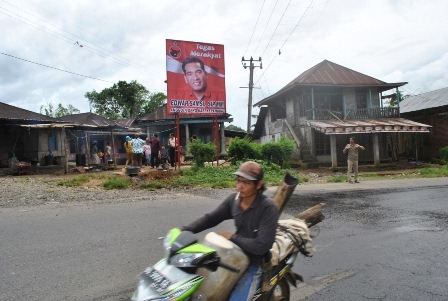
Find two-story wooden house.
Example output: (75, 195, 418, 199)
(253, 60, 431, 167)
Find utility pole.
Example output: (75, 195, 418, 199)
(241, 57, 262, 134)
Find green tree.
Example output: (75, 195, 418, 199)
(388, 90, 408, 107)
(40, 102, 80, 118)
(225, 124, 246, 132)
(85, 80, 166, 119)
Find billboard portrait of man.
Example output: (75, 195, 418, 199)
(182, 57, 208, 101)
(166, 39, 226, 116)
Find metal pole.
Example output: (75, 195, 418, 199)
(175, 114, 181, 170)
(247, 58, 254, 134)
(214, 116, 219, 164)
(241, 56, 262, 134)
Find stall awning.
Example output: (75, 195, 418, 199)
(308, 118, 431, 135)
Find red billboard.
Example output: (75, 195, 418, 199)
(166, 39, 226, 115)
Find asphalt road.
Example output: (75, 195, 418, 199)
(287, 178, 448, 300)
(0, 178, 447, 301)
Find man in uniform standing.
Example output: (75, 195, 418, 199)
(343, 137, 365, 183)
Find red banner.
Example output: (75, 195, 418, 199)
(166, 39, 226, 115)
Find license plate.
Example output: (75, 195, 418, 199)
(140, 267, 172, 294)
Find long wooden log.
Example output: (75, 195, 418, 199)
(295, 203, 326, 228)
(273, 172, 299, 214)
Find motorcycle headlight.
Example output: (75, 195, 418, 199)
(169, 253, 205, 267)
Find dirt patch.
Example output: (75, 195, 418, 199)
(140, 170, 181, 181)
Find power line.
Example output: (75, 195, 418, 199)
(253, 0, 280, 56)
(279, 0, 315, 52)
(255, 0, 320, 85)
(26, 1, 158, 73)
(1, 52, 113, 83)
(244, 0, 266, 57)
(0, 1, 157, 78)
(260, 0, 292, 58)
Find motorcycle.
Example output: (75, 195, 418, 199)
(131, 224, 311, 301)
(131, 174, 323, 301)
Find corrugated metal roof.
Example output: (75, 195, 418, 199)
(57, 112, 122, 127)
(254, 60, 407, 107)
(292, 60, 386, 85)
(115, 118, 136, 127)
(308, 118, 431, 134)
(400, 86, 448, 113)
(0, 102, 59, 123)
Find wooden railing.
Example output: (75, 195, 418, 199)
(306, 107, 399, 120)
(305, 109, 343, 120)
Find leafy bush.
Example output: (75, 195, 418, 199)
(227, 137, 261, 163)
(431, 158, 447, 165)
(261, 137, 296, 167)
(439, 146, 448, 162)
(189, 140, 216, 167)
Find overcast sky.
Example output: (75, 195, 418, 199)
(1, 0, 447, 129)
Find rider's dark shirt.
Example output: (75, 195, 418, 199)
(182, 192, 278, 264)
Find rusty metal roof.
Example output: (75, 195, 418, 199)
(57, 112, 123, 127)
(308, 118, 431, 135)
(255, 60, 407, 107)
(115, 118, 136, 127)
(400, 86, 448, 113)
(0, 102, 59, 124)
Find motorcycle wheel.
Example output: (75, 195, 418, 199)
(269, 278, 290, 301)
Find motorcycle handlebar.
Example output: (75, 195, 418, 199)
(219, 261, 240, 273)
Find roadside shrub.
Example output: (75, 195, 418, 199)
(227, 137, 261, 163)
(439, 146, 448, 162)
(261, 137, 296, 167)
(431, 158, 447, 165)
(189, 140, 216, 167)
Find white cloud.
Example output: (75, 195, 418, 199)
(1, 0, 447, 129)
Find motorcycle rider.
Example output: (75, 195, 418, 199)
(182, 161, 278, 300)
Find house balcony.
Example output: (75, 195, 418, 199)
(306, 107, 400, 120)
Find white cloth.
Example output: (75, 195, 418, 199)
(270, 218, 312, 266)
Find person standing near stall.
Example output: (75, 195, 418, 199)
(143, 138, 152, 166)
(168, 133, 177, 167)
(131, 134, 145, 168)
(124, 136, 133, 166)
(150, 134, 161, 168)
